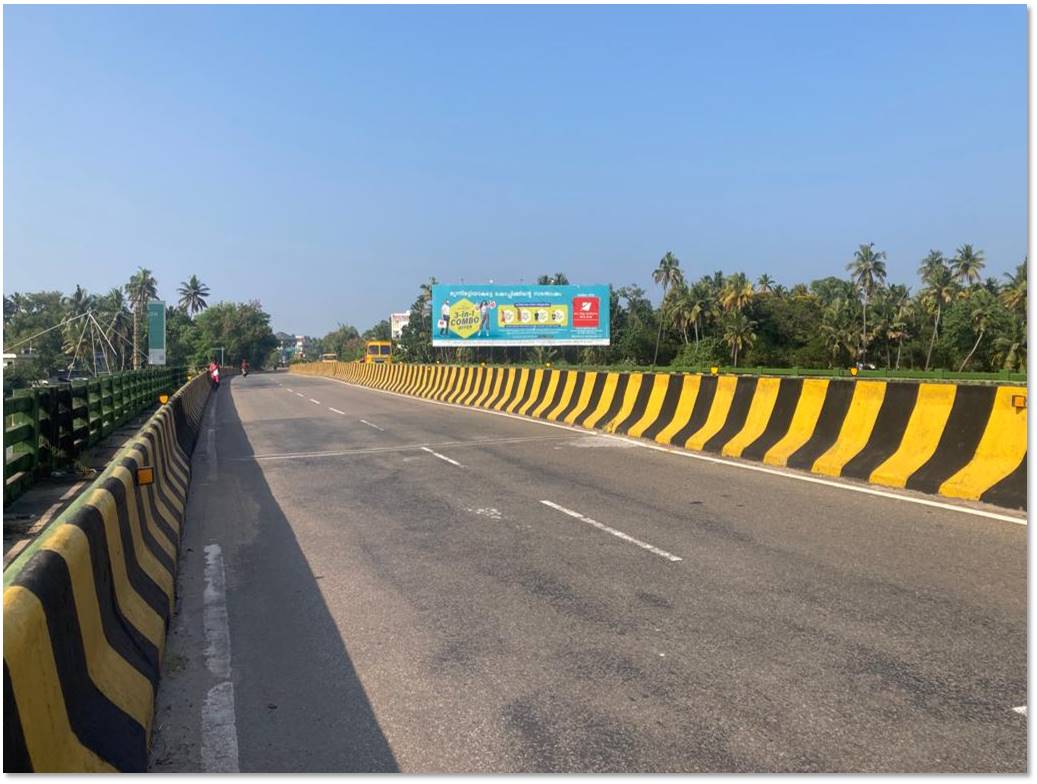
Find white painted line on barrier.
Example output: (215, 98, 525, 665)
(360, 419, 385, 431)
(298, 374, 1028, 527)
(540, 499, 683, 562)
(309, 398, 321, 405)
(421, 446, 464, 467)
(328, 407, 345, 415)
(1013, 706, 1027, 716)
(201, 544, 239, 773)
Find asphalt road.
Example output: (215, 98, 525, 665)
(149, 370, 1027, 773)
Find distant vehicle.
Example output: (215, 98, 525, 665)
(363, 340, 392, 364)
(320, 353, 338, 363)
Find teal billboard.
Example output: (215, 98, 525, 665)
(147, 300, 166, 365)
(431, 284, 610, 347)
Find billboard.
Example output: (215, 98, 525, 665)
(390, 311, 411, 340)
(431, 284, 610, 347)
(147, 300, 166, 365)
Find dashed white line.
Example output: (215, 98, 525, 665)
(328, 407, 345, 415)
(201, 543, 239, 773)
(420, 446, 464, 467)
(309, 398, 321, 405)
(296, 392, 305, 398)
(540, 499, 682, 562)
(298, 374, 1027, 526)
(286, 387, 293, 391)
(359, 419, 384, 431)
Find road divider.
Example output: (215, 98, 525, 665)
(3, 371, 214, 771)
(293, 362, 1027, 510)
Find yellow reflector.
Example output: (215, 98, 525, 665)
(710, 366, 719, 375)
(1012, 394, 1027, 410)
(159, 394, 169, 404)
(136, 467, 154, 486)
(849, 367, 859, 377)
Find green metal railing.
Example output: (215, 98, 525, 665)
(4, 367, 187, 506)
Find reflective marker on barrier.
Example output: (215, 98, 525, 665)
(136, 467, 155, 486)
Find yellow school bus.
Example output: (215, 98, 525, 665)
(363, 340, 392, 364)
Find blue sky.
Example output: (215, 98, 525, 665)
(4, 5, 1026, 335)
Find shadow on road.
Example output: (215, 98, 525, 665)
(214, 384, 398, 772)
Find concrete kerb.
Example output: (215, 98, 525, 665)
(3, 371, 213, 772)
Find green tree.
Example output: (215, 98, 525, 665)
(720, 272, 754, 313)
(125, 267, 158, 369)
(722, 311, 756, 366)
(952, 244, 986, 289)
(190, 300, 278, 369)
(322, 324, 363, 360)
(957, 293, 993, 371)
(651, 252, 683, 366)
(363, 320, 392, 341)
(918, 251, 956, 370)
(756, 274, 775, 294)
(846, 242, 888, 365)
(536, 273, 570, 285)
(177, 275, 211, 315)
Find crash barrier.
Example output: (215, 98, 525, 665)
(294, 362, 1027, 510)
(3, 370, 212, 772)
(4, 368, 189, 506)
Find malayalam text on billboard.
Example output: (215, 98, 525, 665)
(431, 284, 610, 347)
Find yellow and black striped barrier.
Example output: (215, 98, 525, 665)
(3, 371, 213, 772)
(294, 362, 1026, 510)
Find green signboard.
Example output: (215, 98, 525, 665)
(147, 300, 166, 365)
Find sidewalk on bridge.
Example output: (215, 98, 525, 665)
(3, 407, 160, 568)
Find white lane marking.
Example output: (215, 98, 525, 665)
(240, 434, 569, 461)
(298, 374, 1028, 526)
(360, 419, 384, 431)
(540, 499, 683, 562)
(296, 392, 305, 398)
(420, 446, 464, 467)
(1013, 705, 1027, 716)
(309, 398, 321, 405)
(201, 544, 239, 773)
(329, 407, 346, 415)
(206, 427, 218, 483)
(286, 387, 293, 391)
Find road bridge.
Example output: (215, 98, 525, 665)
(148, 371, 1026, 773)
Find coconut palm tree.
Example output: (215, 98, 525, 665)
(99, 288, 132, 369)
(177, 275, 210, 315)
(651, 252, 683, 366)
(125, 267, 158, 369)
(958, 295, 994, 371)
(918, 255, 956, 371)
(756, 274, 775, 294)
(720, 272, 754, 313)
(952, 244, 986, 290)
(846, 242, 888, 365)
(722, 311, 756, 366)
(1001, 259, 1026, 315)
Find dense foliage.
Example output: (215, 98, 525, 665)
(388, 247, 1027, 373)
(4, 271, 279, 390)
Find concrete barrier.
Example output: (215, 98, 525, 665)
(293, 362, 1027, 510)
(3, 371, 213, 772)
